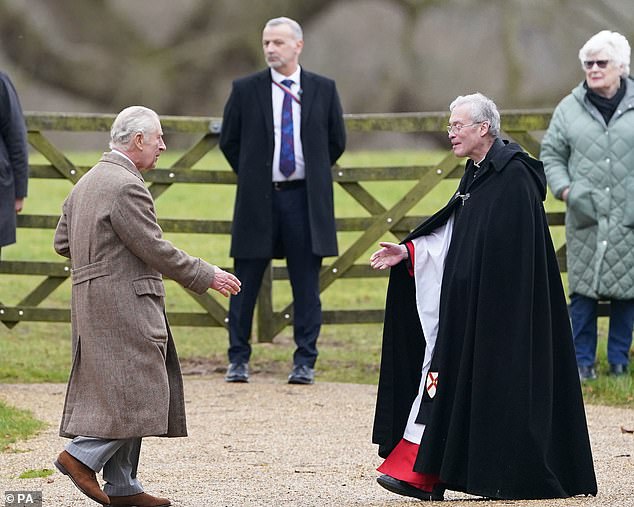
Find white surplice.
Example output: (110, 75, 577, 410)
(402, 214, 454, 444)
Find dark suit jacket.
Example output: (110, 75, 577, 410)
(0, 72, 28, 248)
(219, 68, 346, 259)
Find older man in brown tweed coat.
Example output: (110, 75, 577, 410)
(52, 106, 240, 507)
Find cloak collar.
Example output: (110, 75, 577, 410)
(464, 138, 547, 200)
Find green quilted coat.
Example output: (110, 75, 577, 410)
(541, 77, 634, 299)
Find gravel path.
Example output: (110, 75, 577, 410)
(1, 377, 633, 507)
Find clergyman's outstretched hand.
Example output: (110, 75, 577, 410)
(369, 242, 407, 270)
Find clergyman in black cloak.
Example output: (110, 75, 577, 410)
(370, 93, 597, 501)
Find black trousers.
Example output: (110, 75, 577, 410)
(228, 185, 322, 367)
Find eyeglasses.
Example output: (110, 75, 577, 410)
(446, 122, 483, 135)
(583, 60, 610, 70)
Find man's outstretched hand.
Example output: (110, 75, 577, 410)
(211, 266, 241, 297)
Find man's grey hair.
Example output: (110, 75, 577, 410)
(110, 106, 160, 150)
(264, 17, 303, 40)
(449, 93, 501, 138)
(578, 30, 631, 77)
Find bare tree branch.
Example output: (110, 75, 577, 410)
(0, 0, 160, 107)
(37, 0, 147, 48)
(0, 0, 629, 116)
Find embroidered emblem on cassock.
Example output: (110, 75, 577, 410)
(426, 371, 439, 398)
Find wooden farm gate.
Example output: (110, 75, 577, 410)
(1, 110, 583, 341)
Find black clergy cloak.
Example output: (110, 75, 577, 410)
(373, 139, 597, 500)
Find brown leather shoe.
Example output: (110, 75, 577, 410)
(54, 450, 110, 505)
(108, 492, 171, 506)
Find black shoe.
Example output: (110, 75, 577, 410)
(578, 365, 597, 381)
(288, 364, 314, 385)
(225, 363, 249, 383)
(609, 363, 628, 376)
(376, 474, 444, 501)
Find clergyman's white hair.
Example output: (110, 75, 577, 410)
(449, 93, 501, 138)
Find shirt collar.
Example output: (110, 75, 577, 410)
(270, 66, 301, 87)
(111, 149, 136, 167)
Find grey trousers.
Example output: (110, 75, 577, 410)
(66, 436, 144, 496)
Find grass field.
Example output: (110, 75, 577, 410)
(0, 399, 45, 450)
(0, 149, 632, 410)
(0, 149, 451, 387)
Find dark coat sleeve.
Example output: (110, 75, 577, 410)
(300, 73, 344, 257)
(218, 73, 275, 259)
(327, 81, 346, 165)
(218, 82, 242, 173)
(0, 72, 28, 198)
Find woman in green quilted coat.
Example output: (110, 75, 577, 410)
(541, 30, 634, 381)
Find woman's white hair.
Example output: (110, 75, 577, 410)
(110, 106, 160, 150)
(264, 17, 303, 40)
(578, 30, 631, 77)
(449, 93, 501, 138)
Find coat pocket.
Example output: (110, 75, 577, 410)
(132, 275, 168, 343)
(0, 161, 10, 186)
(566, 182, 597, 229)
(132, 275, 166, 297)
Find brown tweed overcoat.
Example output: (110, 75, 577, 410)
(54, 152, 215, 439)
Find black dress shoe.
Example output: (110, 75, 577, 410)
(578, 365, 597, 381)
(377, 474, 444, 501)
(288, 364, 314, 384)
(609, 363, 628, 376)
(225, 363, 249, 382)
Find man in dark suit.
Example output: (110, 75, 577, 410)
(219, 16, 346, 384)
(0, 71, 28, 260)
